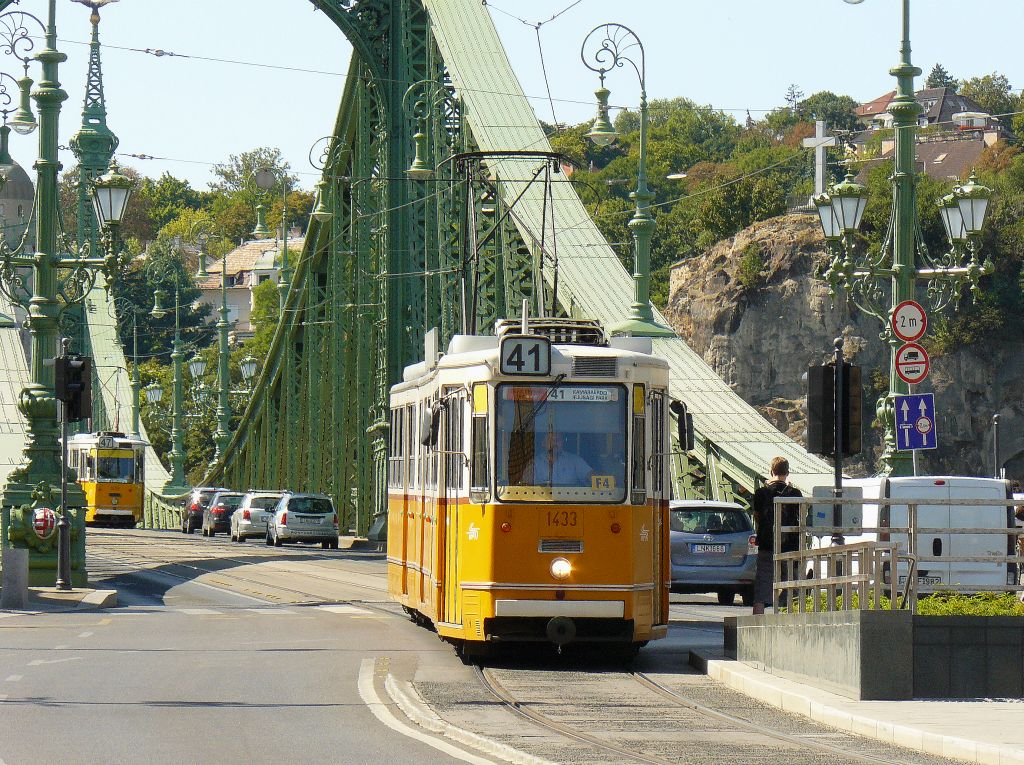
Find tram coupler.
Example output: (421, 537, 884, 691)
(546, 616, 576, 650)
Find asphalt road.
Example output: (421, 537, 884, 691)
(0, 530, 965, 765)
(0, 529, 487, 765)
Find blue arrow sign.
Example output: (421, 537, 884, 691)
(895, 393, 937, 451)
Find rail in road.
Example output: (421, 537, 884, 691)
(81, 530, 968, 765)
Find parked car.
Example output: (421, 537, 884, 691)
(181, 486, 228, 534)
(230, 491, 286, 542)
(811, 476, 1016, 593)
(202, 491, 244, 537)
(669, 500, 757, 606)
(266, 493, 339, 549)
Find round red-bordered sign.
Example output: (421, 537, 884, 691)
(32, 507, 57, 539)
(892, 300, 927, 342)
(895, 342, 930, 385)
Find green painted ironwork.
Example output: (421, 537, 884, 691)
(0, 0, 838, 550)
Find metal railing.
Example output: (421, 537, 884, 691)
(774, 540, 914, 612)
(772, 495, 1024, 614)
(141, 490, 186, 531)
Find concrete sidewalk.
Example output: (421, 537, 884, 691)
(1, 586, 117, 613)
(691, 648, 1024, 765)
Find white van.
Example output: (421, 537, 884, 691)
(812, 476, 1016, 592)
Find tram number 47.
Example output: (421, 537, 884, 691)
(500, 336, 551, 376)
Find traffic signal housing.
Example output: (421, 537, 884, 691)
(806, 362, 861, 457)
(54, 355, 92, 423)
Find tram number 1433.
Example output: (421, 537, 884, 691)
(546, 510, 578, 528)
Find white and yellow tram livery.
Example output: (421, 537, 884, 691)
(387, 317, 672, 654)
(67, 431, 146, 527)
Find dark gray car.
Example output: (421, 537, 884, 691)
(669, 500, 757, 606)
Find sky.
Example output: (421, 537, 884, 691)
(5, 0, 1023, 192)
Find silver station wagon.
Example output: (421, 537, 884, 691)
(669, 500, 757, 606)
(230, 491, 286, 542)
(266, 493, 339, 549)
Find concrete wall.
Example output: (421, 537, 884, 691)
(914, 616, 1024, 698)
(735, 610, 914, 700)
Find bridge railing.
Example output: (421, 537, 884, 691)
(773, 496, 1024, 614)
(141, 490, 186, 531)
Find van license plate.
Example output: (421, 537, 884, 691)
(899, 575, 943, 586)
(691, 544, 727, 554)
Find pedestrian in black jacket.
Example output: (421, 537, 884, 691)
(751, 456, 802, 614)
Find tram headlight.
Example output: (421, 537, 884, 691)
(550, 557, 572, 580)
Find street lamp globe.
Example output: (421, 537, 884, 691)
(938, 192, 966, 244)
(585, 86, 618, 147)
(953, 172, 992, 236)
(92, 161, 134, 227)
(144, 382, 163, 405)
(813, 193, 842, 241)
(150, 289, 168, 319)
(829, 172, 868, 234)
(188, 354, 207, 379)
(9, 76, 36, 135)
(239, 355, 258, 381)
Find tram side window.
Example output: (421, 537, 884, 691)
(651, 392, 665, 495)
(135, 451, 145, 483)
(427, 394, 439, 490)
(632, 385, 647, 505)
(405, 401, 413, 491)
(445, 393, 464, 493)
(83, 452, 95, 481)
(470, 415, 489, 503)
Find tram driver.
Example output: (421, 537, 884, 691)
(534, 431, 593, 487)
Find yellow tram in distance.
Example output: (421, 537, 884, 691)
(67, 431, 146, 527)
(387, 316, 673, 656)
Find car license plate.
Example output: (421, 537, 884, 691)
(899, 574, 943, 585)
(691, 543, 728, 554)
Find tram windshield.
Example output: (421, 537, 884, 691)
(496, 383, 626, 503)
(96, 454, 140, 482)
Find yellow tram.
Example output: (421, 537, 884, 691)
(67, 431, 146, 527)
(387, 317, 673, 655)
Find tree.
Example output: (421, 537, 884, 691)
(926, 63, 958, 92)
(784, 84, 804, 109)
(959, 73, 1020, 130)
(796, 91, 861, 135)
(138, 172, 207, 232)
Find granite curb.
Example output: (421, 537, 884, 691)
(690, 649, 1024, 765)
(384, 673, 556, 765)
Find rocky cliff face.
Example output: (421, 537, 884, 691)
(664, 214, 1020, 479)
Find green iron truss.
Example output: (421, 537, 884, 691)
(171, 0, 833, 534)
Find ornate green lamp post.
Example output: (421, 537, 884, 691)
(251, 166, 292, 309)
(815, 0, 993, 475)
(580, 23, 674, 337)
(190, 222, 231, 461)
(146, 271, 188, 494)
(0, 1, 135, 585)
(109, 297, 142, 437)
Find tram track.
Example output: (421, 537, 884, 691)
(471, 665, 965, 765)
(86, 528, 389, 606)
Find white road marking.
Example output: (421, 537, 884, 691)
(27, 657, 81, 667)
(357, 658, 496, 765)
(4, 676, 21, 682)
(180, 608, 221, 615)
(0, 694, 7, 701)
(246, 608, 295, 615)
(54, 645, 69, 650)
(77, 632, 93, 638)
(317, 605, 371, 615)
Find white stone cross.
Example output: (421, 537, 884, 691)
(803, 120, 838, 196)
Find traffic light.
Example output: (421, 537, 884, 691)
(54, 355, 92, 423)
(806, 362, 861, 456)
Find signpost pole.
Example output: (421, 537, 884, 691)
(832, 338, 844, 545)
(55, 338, 72, 591)
(992, 413, 1001, 479)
